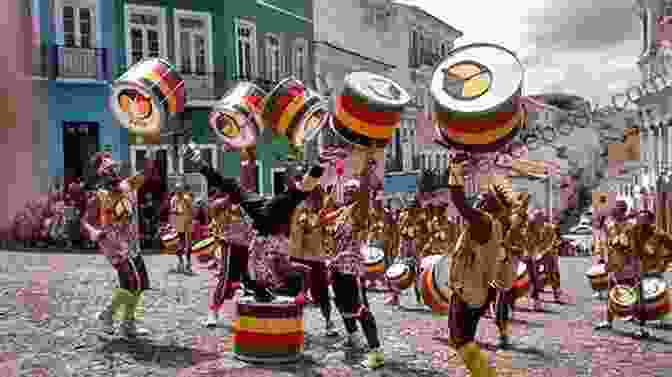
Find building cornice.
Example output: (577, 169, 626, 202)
(313, 40, 396, 69)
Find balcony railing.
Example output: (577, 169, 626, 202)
(54, 45, 108, 80)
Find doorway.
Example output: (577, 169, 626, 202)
(63, 122, 99, 186)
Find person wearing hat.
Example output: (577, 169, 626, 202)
(444, 156, 513, 377)
(81, 151, 158, 338)
(170, 181, 194, 274)
(288, 182, 337, 337)
(594, 200, 640, 332)
(326, 153, 385, 369)
(181, 141, 321, 305)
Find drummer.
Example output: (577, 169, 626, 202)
(594, 200, 642, 333)
(365, 202, 394, 289)
(200, 192, 253, 327)
(288, 181, 337, 336)
(445, 157, 511, 377)
(385, 200, 421, 307)
(181, 142, 322, 305)
(532, 212, 564, 303)
(169, 181, 194, 274)
(326, 154, 385, 369)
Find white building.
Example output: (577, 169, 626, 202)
(312, 0, 462, 179)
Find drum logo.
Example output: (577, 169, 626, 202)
(442, 61, 492, 101)
(117, 89, 154, 128)
(367, 78, 401, 100)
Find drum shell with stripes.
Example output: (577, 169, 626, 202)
(192, 237, 217, 258)
(430, 43, 525, 153)
(420, 268, 449, 313)
(233, 296, 304, 363)
(331, 72, 410, 148)
(386, 259, 416, 290)
(362, 246, 385, 274)
(261, 77, 328, 147)
(431, 255, 451, 305)
(110, 58, 186, 135)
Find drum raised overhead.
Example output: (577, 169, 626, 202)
(431, 255, 451, 304)
(430, 43, 525, 153)
(209, 81, 265, 150)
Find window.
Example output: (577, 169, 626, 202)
(441, 41, 448, 57)
(410, 29, 419, 66)
(126, 5, 166, 66)
(265, 34, 282, 82)
(271, 168, 287, 196)
(58, 0, 96, 48)
(235, 19, 257, 78)
(130, 145, 174, 175)
(292, 39, 308, 82)
(174, 10, 212, 76)
(665, 2, 672, 17)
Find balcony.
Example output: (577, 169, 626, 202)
(54, 45, 108, 80)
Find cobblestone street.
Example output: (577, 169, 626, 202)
(0, 251, 671, 377)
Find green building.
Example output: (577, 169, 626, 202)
(112, 0, 314, 196)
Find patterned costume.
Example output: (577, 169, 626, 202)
(446, 159, 510, 377)
(326, 155, 384, 369)
(200, 196, 253, 327)
(83, 152, 156, 338)
(169, 186, 194, 273)
(385, 206, 421, 306)
(534, 218, 562, 301)
(183, 142, 317, 305)
(288, 189, 336, 336)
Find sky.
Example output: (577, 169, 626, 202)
(395, 0, 644, 108)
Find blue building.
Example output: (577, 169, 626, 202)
(31, 0, 126, 189)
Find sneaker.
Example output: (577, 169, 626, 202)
(635, 328, 650, 338)
(203, 312, 218, 328)
(361, 348, 384, 369)
(184, 263, 194, 275)
(594, 321, 612, 330)
(96, 310, 115, 335)
(120, 320, 149, 338)
(325, 320, 338, 337)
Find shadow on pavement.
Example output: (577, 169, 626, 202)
(97, 338, 221, 369)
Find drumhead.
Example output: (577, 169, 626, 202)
(431, 43, 523, 114)
(610, 285, 638, 306)
(642, 278, 667, 300)
(344, 72, 411, 108)
(420, 255, 442, 272)
(361, 246, 385, 264)
(386, 264, 408, 279)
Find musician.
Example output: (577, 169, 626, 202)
(182, 142, 320, 305)
(446, 157, 511, 377)
(385, 202, 421, 307)
(82, 151, 157, 338)
(170, 181, 194, 274)
(532, 212, 563, 303)
(594, 200, 641, 333)
(201, 194, 253, 327)
(363, 203, 388, 289)
(327, 154, 384, 369)
(288, 185, 337, 336)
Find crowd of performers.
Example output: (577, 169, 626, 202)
(75, 139, 590, 374)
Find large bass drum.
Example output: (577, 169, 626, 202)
(430, 43, 525, 153)
(209, 81, 266, 151)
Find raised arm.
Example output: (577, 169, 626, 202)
(447, 160, 491, 244)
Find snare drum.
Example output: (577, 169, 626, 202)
(386, 259, 416, 290)
(331, 72, 411, 148)
(110, 58, 186, 136)
(362, 245, 385, 274)
(262, 77, 328, 147)
(431, 255, 451, 305)
(233, 295, 304, 363)
(209, 82, 265, 150)
(585, 263, 608, 292)
(511, 262, 530, 300)
(161, 231, 179, 254)
(420, 267, 449, 313)
(192, 237, 217, 258)
(430, 43, 525, 153)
